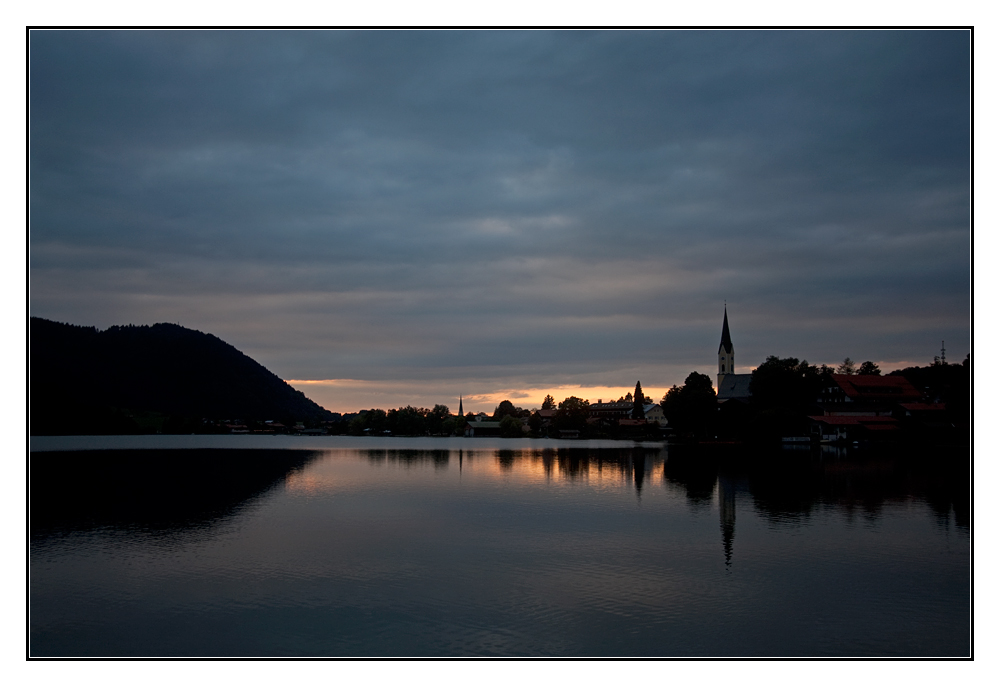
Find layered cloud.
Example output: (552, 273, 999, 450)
(29, 30, 970, 411)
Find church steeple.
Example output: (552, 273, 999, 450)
(458, 396, 463, 417)
(718, 306, 735, 388)
(719, 306, 733, 355)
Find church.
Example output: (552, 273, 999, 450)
(716, 306, 752, 403)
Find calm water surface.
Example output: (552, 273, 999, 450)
(29, 437, 970, 657)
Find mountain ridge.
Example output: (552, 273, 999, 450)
(30, 317, 334, 435)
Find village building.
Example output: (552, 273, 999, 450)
(807, 415, 901, 443)
(894, 402, 952, 437)
(537, 409, 557, 422)
(716, 306, 752, 403)
(588, 399, 633, 419)
(643, 403, 667, 427)
(587, 397, 667, 430)
(807, 374, 923, 442)
(816, 374, 921, 416)
(465, 415, 503, 437)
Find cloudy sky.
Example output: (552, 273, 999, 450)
(29, 30, 970, 413)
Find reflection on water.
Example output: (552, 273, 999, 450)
(719, 473, 737, 567)
(31, 449, 319, 541)
(30, 443, 970, 657)
(352, 446, 667, 489)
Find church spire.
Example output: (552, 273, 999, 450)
(718, 306, 735, 389)
(719, 305, 733, 355)
(458, 396, 463, 417)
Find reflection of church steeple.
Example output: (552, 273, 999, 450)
(719, 472, 736, 567)
(632, 449, 646, 498)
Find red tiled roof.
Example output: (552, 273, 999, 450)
(829, 374, 921, 401)
(832, 374, 912, 387)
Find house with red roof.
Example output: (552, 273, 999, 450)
(817, 374, 922, 416)
(809, 373, 925, 442)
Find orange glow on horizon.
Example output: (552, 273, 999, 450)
(447, 385, 672, 410)
(285, 379, 673, 415)
(287, 358, 931, 414)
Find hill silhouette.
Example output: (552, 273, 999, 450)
(30, 317, 333, 435)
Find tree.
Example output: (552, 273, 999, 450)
(427, 404, 451, 434)
(441, 416, 460, 436)
(836, 358, 856, 375)
(528, 411, 543, 435)
(857, 361, 881, 376)
(748, 357, 826, 440)
(554, 396, 590, 433)
(349, 408, 387, 435)
(632, 381, 646, 420)
(499, 415, 523, 437)
(660, 372, 716, 439)
(541, 394, 555, 410)
(493, 400, 518, 419)
(889, 358, 970, 435)
(660, 386, 681, 425)
(558, 396, 589, 413)
(750, 356, 824, 413)
(386, 406, 427, 436)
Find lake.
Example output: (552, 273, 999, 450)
(29, 436, 970, 657)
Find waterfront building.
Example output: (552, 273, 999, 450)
(588, 399, 633, 419)
(807, 373, 924, 443)
(643, 403, 668, 427)
(817, 374, 921, 416)
(464, 420, 503, 437)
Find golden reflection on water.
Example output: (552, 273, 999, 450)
(284, 471, 334, 496)
(284, 448, 669, 496)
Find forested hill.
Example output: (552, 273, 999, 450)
(30, 317, 333, 435)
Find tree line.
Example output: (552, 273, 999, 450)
(661, 353, 970, 443)
(342, 381, 661, 439)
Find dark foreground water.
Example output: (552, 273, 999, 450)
(29, 439, 970, 657)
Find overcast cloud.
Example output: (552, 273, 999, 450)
(29, 30, 970, 412)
